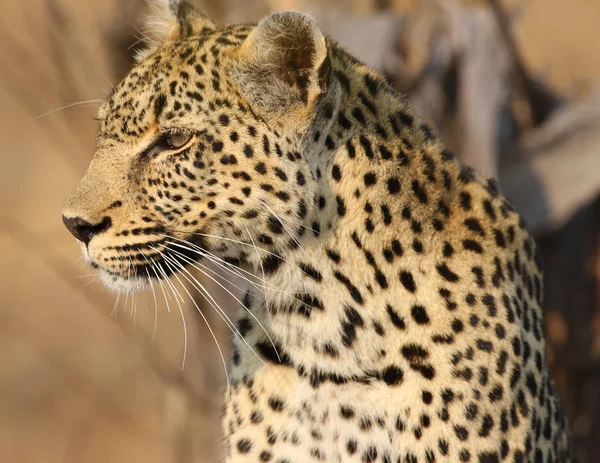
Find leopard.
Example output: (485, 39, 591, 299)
(62, 1, 575, 461)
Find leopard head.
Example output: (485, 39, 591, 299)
(62, 1, 338, 291)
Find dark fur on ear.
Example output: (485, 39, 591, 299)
(143, 1, 214, 44)
(166, 0, 215, 39)
(229, 12, 331, 120)
(135, 1, 215, 62)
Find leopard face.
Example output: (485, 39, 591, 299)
(63, 6, 333, 291)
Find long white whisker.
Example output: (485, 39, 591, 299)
(161, 255, 229, 386)
(145, 266, 159, 344)
(168, 230, 283, 260)
(157, 248, 241, 337)
(146, 256, 172, 314)
(164, 236, 269, 290)
(162, 240, 316, 322)
(166, 237, 313, 298)
(111, 291, 122, 318)
(70, 273, 99, 279)
(99, 71, 114, 89)
(163, 236, 269, 292)
(161, 244, 278, 365)
(160, 251, 268, 370)
(121, 288, 130, 321)
(153, 259, 188, 369)
(32, 99, 105, 120)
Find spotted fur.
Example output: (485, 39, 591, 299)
(63, 2, 574, 461)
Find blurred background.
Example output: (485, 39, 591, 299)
(1, 0, 600, 461)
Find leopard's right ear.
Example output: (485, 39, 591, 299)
(228, 12, 332, 124)
(136, 1, 215, 61)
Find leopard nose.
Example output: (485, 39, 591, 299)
(62, 215, 112, 245)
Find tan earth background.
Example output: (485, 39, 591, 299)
(1, 0, 600, 462)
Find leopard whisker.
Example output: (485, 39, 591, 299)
(147, 256, 172, 314)
(165, 238, 307, 300)
(161, 255, 230, 386)
(164, 236, 269, 292)
(32, 99, 105, 120)
(162, 244, 278, 365)
(161, 252, 267, 370)
(111, 290, 122, 318)
(153, 256, 188, 370)
(156, 247, 243, 340)
(145, 266, 159, 344)
(164, 239, 320, 317)
(165, 233, 312, 296)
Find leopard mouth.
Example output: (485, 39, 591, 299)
(90, 234, 209, 292)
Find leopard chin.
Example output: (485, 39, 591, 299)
(98, 270, 153, 294)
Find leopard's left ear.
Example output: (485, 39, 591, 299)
(229, 12, 331, 120)
(146, 0, 215, 43)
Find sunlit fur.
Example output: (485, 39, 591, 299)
(63, 1, 574, 462)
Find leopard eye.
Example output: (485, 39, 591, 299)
(165, 131, 193, 150)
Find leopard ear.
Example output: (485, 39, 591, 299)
(230, 12, 331, 119)
(146, 0, 215, 43)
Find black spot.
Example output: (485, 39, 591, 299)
(477, 339, 494, 353)
(454, 425, 469, 441)
(327, 249, 341, 263)
(387, 305, 406, 330)
(460, 192, 472, 210)
(267, 215, 283, 234)
(411, 180, 428, 203)
(237, 439, 252, 453)
(254, 162, 267, 174)
(340, 406, 355, 419)
(334, 272, 363, 304)
(346, 140, 356, 158)
(379, 145, 393, 160)
(412, 364, 436, 380)
(262, 134, 270, 155)
(402, 344, 428, 361)
(353, 107, 366, 125)
(273, 167, 287, 181)
(478, 452, 500, 463)
(363, 172, 377, 186)
(299, 263, 322, 282)
(399, 271, 416, 292)
(338, 112, 352, 129)
(377, 366, 403, 387)
(336, 196, 347, 216)
(464, 218, 486, 237)
(268, 396, 285, 411)
(237, 317, 253, 337)
(387, 177, 401, 194)
(463, 240, 483, 253)
(381, 204, 392, 225)
(411, 305, 430, 324)
(359, 136, 374, 158)
(347, 439, 357, 455)
(331, 164, 342, 181)
(437, 263, 460, 282)
(443, 242, 454, 257)
(262, 254, 283, 274)
(364, 74, 379, 96)
(154, 94, 167, 118)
